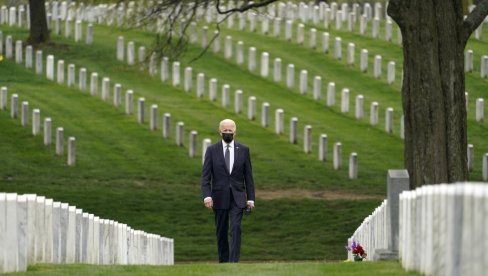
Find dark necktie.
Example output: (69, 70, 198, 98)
(225, 144, 230, 173)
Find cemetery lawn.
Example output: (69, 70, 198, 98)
(0, 19, 487, 263)
(14, 261, 420, 275)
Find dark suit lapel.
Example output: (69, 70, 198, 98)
(232, 142, 241, 175)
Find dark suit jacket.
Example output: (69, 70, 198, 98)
(201, 141, 255, 209)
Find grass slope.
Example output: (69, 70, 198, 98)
(0, 12, 486, 264)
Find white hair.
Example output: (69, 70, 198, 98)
(219, 119, 237, 132)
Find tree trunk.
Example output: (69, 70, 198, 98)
(388, 1, 468, 188)
(27, 0, 49, 45)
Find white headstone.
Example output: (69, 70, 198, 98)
(248, 47, 256, 72)
(465, 49, 473, 73)
(0, 87, 7, 110)
(304, 125, 312, 154)
(46, 55, 55, 80)
(224, 36, 232, 59)
(25, 45, 33, 69)
(236, 41, 244, 64)
(334, 37, 342, 60)
(196, 73, 204, 98)
(137, 98, 145, 124)
(327, 82, 335, 106)
(209, 78, 217, 101)
(355, 95, 364, 119)
(273, 58, 282, 82)
(261, 52, 269, 77)
(184, 67, 192, 92)
(482, 153, 488, 181)
(248, 96, 256, 120)
(127, 41, 135, 65)
(359, 49, 368, 73)
(341, 88, 349, 113)
(257, 101, 269, 129)
(299, 70, 308, 94)
(32, 109, 40, 136)
(172, 62, 180, 87)
(333, 142, 342, 170)
(114, 84, 121, 108)
(297, 23, 304, 44)
(349, 152, 358, 179)
(36, 50, 43, 75)
(319, 134, 327, 161)
(116, 36, 124, 61)
(287, 64, 295, 88)
(11, 94, 18, 119)
(388, 61, 396, 84)
(290, 117, 298, 144)
(150, 104, 157, 131)
(370, 101, 379, 125)
(75, 20, 82, 42)
(481, 56, 488, 78)
(202, 138, 211, 164)
(102, 77, 110, 100)
(125, 90, 133, 115)
(67, 64, 75, 87)
(21, 101, 29, 127)
(44, 118, 52, 146)
(235, 90, 243, 114)
(201, 26, 208, 48)
(385, 107, 394, 133)
(273, 17, 281, 37)
(57, 60, 65, 84)
(212, 31, 220, 53)
(313, 76, 322, 100)
(467, 144, 474, 172)
(322, 32, 330, 53)
(374, 55, 382, 79)
(285, 20, 292, 41)
(65, 19, 72, 38)
(79, 68, 87, 91)
(86, 24, 93, 44)
(222, 84, 230, 107)
(56, 127, 64, 155)
(176, 122, 184, 147)
(67, 137, 76, 166)
(400, 115, 405, 140)
(90, 73, 98, 96)
(385, 19, 392, 42)
(5, 35, 12, 58)
(275, 108, 284, 134)
(162, 113, 171, 138)
(189, 131, 198, 157)
(476, 98, 484, 122)
(347, 43, 355, 65)
(15, 40, 22, 64)
(160, 57, 169, 82)
(372, 17, 380, 38)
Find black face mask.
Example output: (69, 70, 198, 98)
(222, 133, 234, 143)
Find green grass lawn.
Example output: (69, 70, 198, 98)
(0, 8, 487, 266)
(7, 261, 420, 276)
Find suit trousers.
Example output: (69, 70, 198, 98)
(214, 191, 244, 263)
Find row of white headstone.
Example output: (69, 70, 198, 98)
(1, 31, 208, 163)
(399, 183, 488, 275)
(194, 23, 399, 84)
(0, 87, 76, 166)
(465, 50, 488, 78)
(0, 193, 174, 273)
(347, 199, 388, 261)
(120, 40, 361, 178)
(190, 32, 404, 134)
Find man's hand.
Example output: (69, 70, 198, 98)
(247, 200, 255, 209)
(204, 197, 213, 209)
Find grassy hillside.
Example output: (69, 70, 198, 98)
(0, 7, 486, 263)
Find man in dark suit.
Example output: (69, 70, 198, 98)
(201, 119, 255, 263)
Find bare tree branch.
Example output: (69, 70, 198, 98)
(463, 0, 488, 41)
(216, 0, 278, 14)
